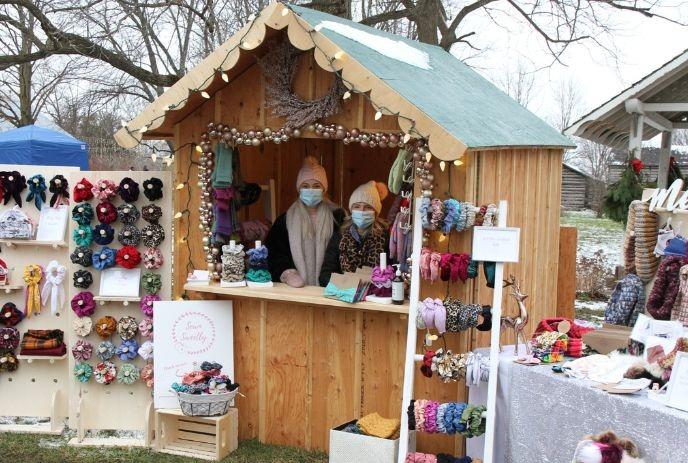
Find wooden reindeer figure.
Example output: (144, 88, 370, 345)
(500, 275, 531, 356)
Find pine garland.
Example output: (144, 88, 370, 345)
(603, 159, 643, 224)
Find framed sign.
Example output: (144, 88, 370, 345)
(666, 352, 688, 412)
(154, 300, 234, 409)
(472, 227, 521, 263)
(99, 268, 141, 297)
(35, 205, 68, 242)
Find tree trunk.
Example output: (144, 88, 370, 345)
(18, 9, 35, 126)
(414, 0, 439, 45)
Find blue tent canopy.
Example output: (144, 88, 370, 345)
(0, 125, 88, 170)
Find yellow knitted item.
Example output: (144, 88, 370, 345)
(357, 413, 400, 439)
(23, 264, 43, 318)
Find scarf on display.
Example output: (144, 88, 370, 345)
(213, 187, 238, 238)
(41, 260, 66, 315)
(49, 175, 69, 207)
(26, 174, 47, 210)
(286, 200, 336, 286)
(1, 171, 27, 207)
(23, 264, 43, 318)
(211, 143, 233, 188)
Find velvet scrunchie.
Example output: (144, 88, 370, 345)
(74, 361, 93, 383)
(139, 317, 153, 338)
(72, 224, 93, 246)
(26, 174, 47, 210)
(142, 203, 162, 223)
(92, 179, 117, 201)
(0, 302, 23, 327)
(94, 361, 117, 385)
(140, 294, 160, 316)
(73, 316, 92, 337)
(95, 316, 117, 338)
(117, 363, 140, 385)
(73, 178, 94, 202)
(93, 247, 116, 270)
(142, 223, 165, 247)
(143, 247, 163, 269)
(0, 327, 20, 351)
(93, 223, 115, 245)
(1, 171, 27, 207)
(71, 291, 96, 317)
(49, 175, 69, 207)
(96, 201, 117, 224)
(118, 177, 140, 202)
(143, 177, 163, 201)
(138, 340, 154, 361)
(96, 340, 116, 360)
(118, 224, 141, 246)
(73, 270, 93, 289)
(116, 246, 141, 269)
(70, 246, 93, 267)
(117, 316, 138, 340)
(72, 202, 94, 225)
(71, 339, 93, 361)
(116, 339, 139, 361)
(117, 203, 140, 224)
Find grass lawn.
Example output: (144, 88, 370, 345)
(0, 433, 328, 463)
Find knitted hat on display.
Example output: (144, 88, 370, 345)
(349, 181, 388, 215)
(295, 156, 328, 191)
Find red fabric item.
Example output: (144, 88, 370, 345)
(96, 201, 117, 224)
(19, 344, 67, 356)
(73, 178, 94, 202)
(116, 246, 141, 269)
(532, 318, 594, 358)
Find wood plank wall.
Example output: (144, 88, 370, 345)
(172, 48, 564, 454)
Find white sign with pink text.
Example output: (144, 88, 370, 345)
(154, 300, 234, 409)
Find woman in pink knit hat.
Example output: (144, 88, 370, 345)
(266, 156, 344, 287)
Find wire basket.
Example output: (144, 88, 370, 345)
(176, 389, 239, 417)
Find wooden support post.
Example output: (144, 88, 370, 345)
(628, 112, 644, 159)
(658, 131, 673, 189)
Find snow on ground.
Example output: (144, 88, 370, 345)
(561, 209, 624, 267)
(576, 300, 607, 312)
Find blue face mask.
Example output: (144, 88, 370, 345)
(351, 210, 375, 229)
(300, 188, 323, 207)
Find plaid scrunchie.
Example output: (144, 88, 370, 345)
(117, 363, 140, 385)
(74, 361, 93, 383)
(142, 204, 162, 223)
(118, 224, 141, 246)
(143, 247, 163, 270)
(26, 174, 47, 210)
(96, 340, 116, 360)
(139, 317, 153, 338)
(143, 178, 163, 201)
(138, 340, 154, 361)
(141, 273, 162, 295)
(93, 223, 115, 245)
(93, 247, 116, 270)
(72, 225, 93, 247)
(71, 339, 93, 361)
(70, 246, 93, 267)
(116, 246, 141, 269)
(73, 316, 92, 337)
(71, 291, 96, 317)
(73, 178, 94, 202)
(141, 363, 154, 387)
(0, 327, 20, 351)
(71, 203, 94, 225)
(49, 175, 69, 207)
(0, 351, 19, 372)
(94, 361, 117, 385)
(96, 201, 117, 224)
(116, 339, 139, 361)
(140, 294, 160, 316)
(117, 203, 140, 224)
(142, 223, 165, 247)
(118, 178, 140, 202)
(95, 316, 117, 338)
(92, 179, 117, 201)
(117, 316, 138, 340)
(73, 270, 93, 289)
(0, 302, 23, 327)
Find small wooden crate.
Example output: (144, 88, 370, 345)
(154, 408, 238, 461)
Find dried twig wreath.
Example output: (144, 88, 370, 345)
(257, 41, 346, 129)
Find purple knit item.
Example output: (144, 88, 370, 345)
(140, 294, 160, 317)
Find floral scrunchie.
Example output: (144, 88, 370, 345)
(138, 340, 154, 361)
(72, 225, 93, 246)
(70, 246, 93, 267)
(0, 302, 23, 327)
(96, 340, 116, 360)
(94, 361, 117, 385)
(96, 201, 117, 224)
(141, 363, 154, 388)
(72, 203, 94, 225)
(143, 177, 163, 201)
(26, 174, 47, 210)
(73, 270, 93, 289)
(139, 317, 153, 338)
(117, 203, 140, 224)
(73, 316, 92, 337)
(118, 224, 141, 247)
(117, 363, 140, 385)
(74, 362, 93, 383)
(49, 175, 69, 207)
(140, 294, 160, 317)
(142, 204, 162, 223)
(116, 246, 141, 269)
(92, 179, 117, 201)
(142, 223, 165, 247)
(118, 177, 140, 202)
(116, 339, 139, 361)
(93, 223, 115, 245)
(72, 339, 93, 361)
(0, 327, 20, 351)
(141, 273, 162, 294)
(143, 247, 163, 270)
(95, 316, 117, 338)
(71, 291, 96, 317)
(93, 247, 116, 270)
(73, 178, 94, 202)
(117, 316, 138, 340)
(0, 351, 18, 372)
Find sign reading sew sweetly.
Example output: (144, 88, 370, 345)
(154, 300, 234, 409)
(645, 179, 688, 212)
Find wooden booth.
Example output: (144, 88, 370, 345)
(116, 2, 573, 455)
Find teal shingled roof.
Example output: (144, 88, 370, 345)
(291, 4, 574, 150)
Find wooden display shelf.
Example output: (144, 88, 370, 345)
(0, 284, 23, 293)
(184, 282, 410, 314)
(0, 239, 66, 248)
(93, 296, 141, 306)
(17, 354, 67, 364)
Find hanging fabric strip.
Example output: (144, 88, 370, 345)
(41, 260, 66, 315)
(23, 264, 43, 318)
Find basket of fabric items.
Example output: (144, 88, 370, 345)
(171, 361, 239, 417)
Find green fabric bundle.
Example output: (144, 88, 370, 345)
(211, 143, 234, 188)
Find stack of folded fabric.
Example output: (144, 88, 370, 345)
(19, 329, 66, 356)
